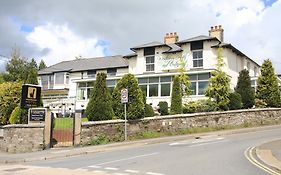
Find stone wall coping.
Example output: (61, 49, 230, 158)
(82, 108, 281, 127)
(2, 123, 45, 129)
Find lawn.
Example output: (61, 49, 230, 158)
(54, 117, 88, 129)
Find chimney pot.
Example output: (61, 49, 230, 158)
(211, 26, 214, 30)
(166, 33, 169, 36)
(209, 25, 224, 42)
(164, 32, 179, 44)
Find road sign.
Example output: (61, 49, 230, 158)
(21, 84, 41, 108)
(121, 88, 128, 103)
(28, 108, 46, 123)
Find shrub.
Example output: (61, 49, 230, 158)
(183, 101, 199, 114)
(86, 73, 114, 121)
(199, 99, 218, 112)
(255, 99, 267, 108)
(0, 82, 22, 125)
(183, 99, 218, 114)
(145, 104, 154, 117)
(9, 106, 21, 124)
(112, 74, 145, 120)
(228, 92, 242, 110)
(158, 101, 169, 115)
(170, 75, 182, 114)
(235, 69, 255, 108)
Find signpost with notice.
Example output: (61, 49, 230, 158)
(121, 88, 128, 141)
(28, 108, 46, 123)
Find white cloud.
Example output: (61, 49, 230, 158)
(26, 23, 106, 66)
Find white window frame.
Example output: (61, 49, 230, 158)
(192, 50, 203, 68)
(145, 56, 155, 72)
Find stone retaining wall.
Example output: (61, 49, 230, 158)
(0, 124, 45, 153)
(81, 108, 281, 145)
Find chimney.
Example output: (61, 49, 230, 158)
(209, 25, 224, 42)
(164, 32, 179, 44)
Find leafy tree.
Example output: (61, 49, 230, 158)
(228, 92, 242, 110)
(112, 74, 145, 120)
(86, 73, 114, 121)
(256, 59, 281, 107)
(39, 59, 47, 70)
(205, 47, 231, 110)
(170, 75, 182, 114)
(235, 69, 255, 108)
(0, 82, 22, 125)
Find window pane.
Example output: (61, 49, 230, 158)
(198, 60, 203, 67)
(144, 47, 155, 56)
(198, 50, 203, 58)
(139, 85, 147, 97)
(41, 75, 49, 90)
(55, 72, 65, 84)
(87, 88, 92, 99)
(146, 56, 154, 63)
(106, 80, 116, 86)
(161, 83, 170, 96)
(160, 76, 171, 82)
(198, 73, 210, 80)
(193, 60, 198, 67)
(189, 74, 197, 81)
(251, 80, 255, 86)
(146, 64, 154, 71)
(78, 82, 87, 87)
(87, 81, 95, 87)
(149, 84, 158, 97)
(87, 70, 96, 77)
(49, 75, 54, 89)
(198, 81, 209, 95)
(138, 78, 148, 84)
(108, 87, 114, 94)
(78, 88, 86, 100)
(191, 82, 197, 95)
(149, 77, 159, 83)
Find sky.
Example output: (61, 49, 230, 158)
(0, 0, 280, 73)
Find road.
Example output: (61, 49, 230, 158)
(27, 126, 281, 175)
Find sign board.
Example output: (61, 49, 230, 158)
(21, 84, 41, 108)
(28, 108, 46, 123)
(121, 88, 128, 103)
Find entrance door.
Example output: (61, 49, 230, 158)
(51, 114, 75, 147)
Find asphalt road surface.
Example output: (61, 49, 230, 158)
(28, 127, 281, 175)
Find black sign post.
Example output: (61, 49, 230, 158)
(21, 84, 41, 109)
(28, 108, 46, 123)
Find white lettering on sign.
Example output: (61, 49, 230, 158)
(121, 88, 128, 103)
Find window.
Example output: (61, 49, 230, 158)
(41, 75, 49, 90)
(107, 68, 117, 76)
(49, 75, 54, 89)
(87, 70, 96, 78)
(161, 84, 170, 96)
(247, 61, 250, 70)
(149, 84, 158, 97)
(77, 82, 94, 100)
(146, 56, 155, 72)
(106, 79, 116, 94)
(55, 72, 65, 85)
(254, 66, 257, 77)
(189, 73, 210, 96)
(193, 50, 203, 68)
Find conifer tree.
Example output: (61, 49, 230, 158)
(86, 73, 114, 121)
(235, 69, 255, 108)
(39, 59, 47, 70)
(256, 59, 281, 107)
(170, 75, 182, 114)
(205, 47, 231, 110)
(112, 74, 145, 120)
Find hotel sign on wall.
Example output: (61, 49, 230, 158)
(158, 55, 188, 71)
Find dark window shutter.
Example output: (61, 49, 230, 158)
(190, 41, 203, 50)
(144, 47, 155, 56)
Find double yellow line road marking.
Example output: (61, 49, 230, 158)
(244, 147, 281, 175)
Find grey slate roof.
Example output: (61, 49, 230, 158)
(38, 55, 128, 75)
(123, 52, 137, 58)
(177, 35, 218, 44)
(130, 41, 165, 51)
(163, 43, 183, 53)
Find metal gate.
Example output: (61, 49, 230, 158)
(51, 114, 75, 147)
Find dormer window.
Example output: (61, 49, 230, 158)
(192, 50, 203, 68)
(144, 47, 155, 72)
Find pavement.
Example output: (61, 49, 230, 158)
(255, 139, 281, 173)
(1, 125, 281, 174)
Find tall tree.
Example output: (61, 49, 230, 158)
(170, 75, 182, 114)
(235, 69, 255, 108)
(4, 48, 29, 82)
(205, 47, 231, 110)
(256, 59, 281, 107)
(39, 59, 47, 70)
(86, 73, 114, 121)
(112, 74, 145, 120)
